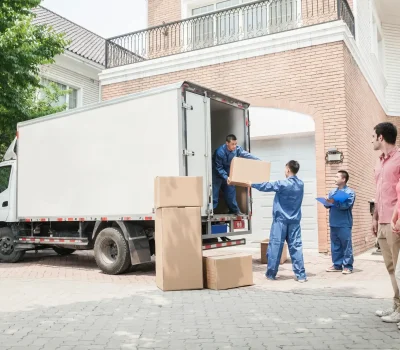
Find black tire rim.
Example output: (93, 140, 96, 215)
(99, 238, 118, 265)
(0, 237, 14, 256)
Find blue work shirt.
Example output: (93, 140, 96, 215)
(327, 186, 355, 228)
(252, 176, 304, 224)
(212, 144, 259, 180)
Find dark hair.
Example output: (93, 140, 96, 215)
(226, 134, 237, 143)
(286, 160, 300, 175)
(338, 170, 349, 183)
(374, 122, 397, 145)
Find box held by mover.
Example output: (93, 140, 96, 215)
(203, 253, 253, 290)
(155, 207, 203, 291)
(229, 158, 271, 186)
(154, 176, 203, 208)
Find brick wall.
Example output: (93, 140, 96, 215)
(102, 42, 345, 253)
(148, 0, 181, 27)
(344, 46, 386, 254)
(147, 0, 349, 27)
(102, 41, 387, 254)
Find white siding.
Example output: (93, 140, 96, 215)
(40, 63, 100, 107)
(354, 0, 387, 105)
(383, 23, 400, 116)
(250, 136, 318, 249)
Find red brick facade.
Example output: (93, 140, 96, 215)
(102, 40, 388, 254)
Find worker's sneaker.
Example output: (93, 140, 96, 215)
(376, 306, 396, 317)
(326, 266, 342, 272)
(381, 310, 400, 323)
(342, 268, 353, 275)
(297, 278, 308, 283)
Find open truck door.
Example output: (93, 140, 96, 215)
(183, 91, 213, 217)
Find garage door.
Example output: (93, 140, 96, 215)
(250, 135, 318, 249)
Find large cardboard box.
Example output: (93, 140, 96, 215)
(155, 207, 203, 291)
(203, 253, 253, 290)
(260, 239, 288, 265)
(229, 158, 271, 186)
(154, 176, 203, 208)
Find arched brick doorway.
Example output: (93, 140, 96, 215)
(248, 98, 328, 253)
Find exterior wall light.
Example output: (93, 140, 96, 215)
(325, 147, 344, 164)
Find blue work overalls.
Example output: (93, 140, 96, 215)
(252, 176, 307, 280)
(327, 186, 356, 271)
(212, 144, 259, 214)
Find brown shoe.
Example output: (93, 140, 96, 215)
(326, 266, 342, 272)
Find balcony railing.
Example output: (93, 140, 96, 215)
(105, 0, 355, 69)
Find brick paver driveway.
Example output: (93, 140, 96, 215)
(0, 246, 399, 350)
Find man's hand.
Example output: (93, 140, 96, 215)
(227, 177, 231, 185)
(245, 181, 252, 188)
(325, 198, 334, 204)
(394, 219, 400, 233)
(372, 219, 378, 237)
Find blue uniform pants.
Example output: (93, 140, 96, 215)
(267, 220, 307, 280)
(330, 227, 354, 270)
(212, 175, 240, 213)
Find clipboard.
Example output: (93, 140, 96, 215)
(316, 198, 333, 207)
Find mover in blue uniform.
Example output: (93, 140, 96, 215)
(247, 160, 307, 282)
(325, 170, 356, 274)
(212, 134, 259, 215)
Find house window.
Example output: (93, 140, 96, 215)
(40, 78, 79, 110)
(190, 0, 300, 47)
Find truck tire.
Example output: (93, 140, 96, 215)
(53, 247, 76, 256)
(94, 227, 131, 275)
(0, 227, 25, 263)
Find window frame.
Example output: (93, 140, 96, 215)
(187, 0, 302, 47)
(39, 76, 81, 111)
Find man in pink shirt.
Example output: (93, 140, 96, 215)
(372, 122, 400, 324)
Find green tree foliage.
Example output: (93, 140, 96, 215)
(0, 0, 69, 158)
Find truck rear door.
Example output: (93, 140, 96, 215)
(183, 92, 212, 217)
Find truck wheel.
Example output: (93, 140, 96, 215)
(53, 247, 76, 256)
(94, 227, 131, 275)
(0, 227, 25, 263)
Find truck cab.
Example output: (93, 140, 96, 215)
(0, 138, 17, 223)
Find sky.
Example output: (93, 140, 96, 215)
(41, 0, 147, 38)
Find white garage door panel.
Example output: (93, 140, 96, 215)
(250, 136, 318, 248)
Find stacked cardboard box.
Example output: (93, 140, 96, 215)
(154, 176, 203, 291)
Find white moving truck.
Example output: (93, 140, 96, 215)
(0, 82, 253, 274)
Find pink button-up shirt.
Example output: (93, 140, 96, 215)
(374, 148, 400, 223)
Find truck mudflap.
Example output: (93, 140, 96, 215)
(116, 221, 152, 266)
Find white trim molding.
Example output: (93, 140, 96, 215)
(56, 51, 103, 81)
(99, 21, 391, 116)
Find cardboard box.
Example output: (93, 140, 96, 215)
(154, 176, 203, 208)
(203, 253, 253, 290)
(229, 158, 271, 186)
(260, 239, 288, 265)
(155, 207, 203, 291)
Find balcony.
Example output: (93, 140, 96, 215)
(105, 0, 355, 69)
